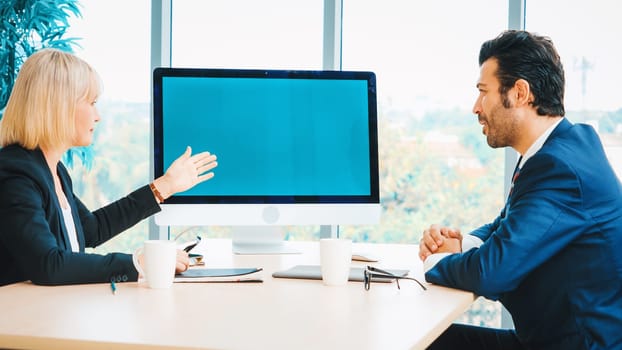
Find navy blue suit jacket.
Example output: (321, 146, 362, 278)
(0, 145, 161, 286)
(425, 119, 622, 349)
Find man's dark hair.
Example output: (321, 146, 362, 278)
(479, 30, 565, 116)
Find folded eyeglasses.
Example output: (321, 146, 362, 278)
(363, 265, 427, 291)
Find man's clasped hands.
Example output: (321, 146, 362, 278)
(418, 225, 463, 261)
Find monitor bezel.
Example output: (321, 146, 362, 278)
(152, 67, 379, 205)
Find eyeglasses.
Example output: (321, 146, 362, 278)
(363, 266, 427, 291)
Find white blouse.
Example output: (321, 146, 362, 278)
(61, 205, 80, 252)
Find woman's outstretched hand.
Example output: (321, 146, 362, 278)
(152, 146, 218, 201)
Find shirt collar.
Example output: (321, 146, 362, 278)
(519, 118, 564, 168)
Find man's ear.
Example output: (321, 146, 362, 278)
(514, 79, 533, 107)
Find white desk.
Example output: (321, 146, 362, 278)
(0, 240, 474, 350)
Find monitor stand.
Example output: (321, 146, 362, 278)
(231, 226, 300, 254)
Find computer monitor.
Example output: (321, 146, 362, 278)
(152, 67, 380, 253)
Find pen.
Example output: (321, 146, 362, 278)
(110, 279, 117, 295)
(183, 236, 202, 253)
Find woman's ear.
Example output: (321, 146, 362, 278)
(514, 79, 533, 107)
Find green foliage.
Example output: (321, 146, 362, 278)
(1, 0, 82, 112)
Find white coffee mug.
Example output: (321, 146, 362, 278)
(320, 238, 352, 286)
(133, 240, 177, 289)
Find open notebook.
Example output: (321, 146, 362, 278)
(272, 265, 409, 282)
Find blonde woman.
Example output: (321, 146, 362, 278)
(0, 48, 218, 286)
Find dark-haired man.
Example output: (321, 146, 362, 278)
(420, 30, 622, 350)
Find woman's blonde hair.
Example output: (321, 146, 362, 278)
(0, 48, 101, 150)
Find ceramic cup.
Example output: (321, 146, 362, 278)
(133, 240, 177, 289)
(319, 238, 352, 286)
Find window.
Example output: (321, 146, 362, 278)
(341, 0, 508, 327)
(171, 0, 323, 69)
(60, 0, 619, 331)
(526, 0, 622, 179)
(66, 0, 152, 253)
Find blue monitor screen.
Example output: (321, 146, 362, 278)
(153, 68, 379, 204)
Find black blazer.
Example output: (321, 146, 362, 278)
(0, 145, 161, 286)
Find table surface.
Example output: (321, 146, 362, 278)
(0, 239, 474, 350)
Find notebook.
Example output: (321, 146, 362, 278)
(272, 265, 409, 282)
